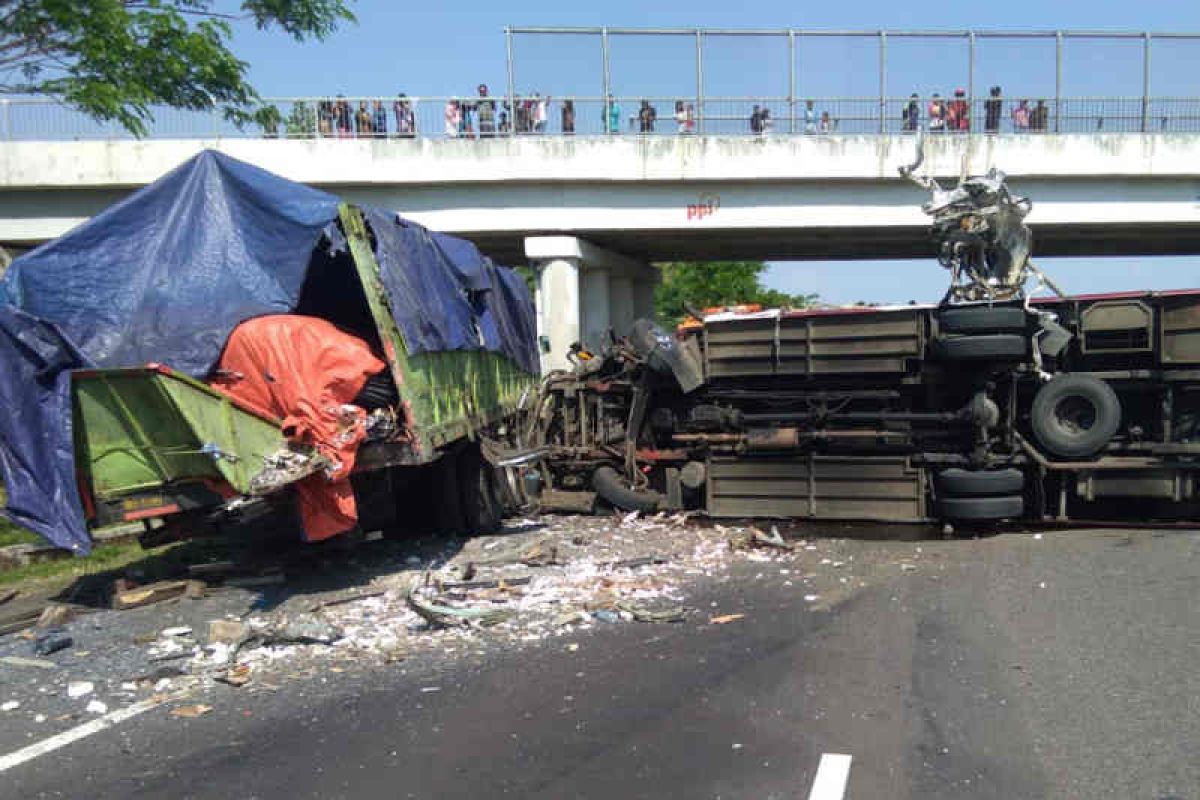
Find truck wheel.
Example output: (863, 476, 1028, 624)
(432, 451, 467, 535)
(935, 334, 1026, 361)
(457, 446, 503, 535)
(593, 466, 663, 513)
(935, 468, 1025, 497)
(939, 495, 1025, 521)
(937, 306, 1027, 334)
(1030, 375, 1121, 459)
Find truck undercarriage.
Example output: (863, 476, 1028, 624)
(523, 149, 1200, 527)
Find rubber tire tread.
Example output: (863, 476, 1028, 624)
(1030, 374, 1121, 459)
(939, 494, 1025, 521)
(935, 333, 1026, 361)
(457, 447, 503, 535)
(935, 468, 1026, 497)
(593, 466, 662, 513)
(938, 306, 1027, 334)
(431, 451, 467, 535)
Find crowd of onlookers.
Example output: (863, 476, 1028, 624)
(901, 87, 1050, 134)
(271, 84, 1058, 139)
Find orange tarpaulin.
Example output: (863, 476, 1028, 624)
(210, 315, 386, 541)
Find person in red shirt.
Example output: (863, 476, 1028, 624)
(948, 88, 970, 132)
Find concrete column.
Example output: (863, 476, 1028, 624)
(580, 266, 611, 351)
(632, 278, 657, 322)
(526, 235, 656, 373)
(609, 275, 634, 337)
(537, 257, 581, 373)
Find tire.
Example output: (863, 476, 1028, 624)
(457, 446, 503, 535)
(1030, 374, 1121, 459)
(431, 451, 467, 535)
(938, 306, 1027, 334)
(935, 333, 1026, 361)
(593, 466, 663, 513)
(939, 494, 1025, 521)
(935, 468, 1025, 497)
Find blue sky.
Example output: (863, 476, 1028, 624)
(230, 1, 1200, 304)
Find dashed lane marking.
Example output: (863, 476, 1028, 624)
(807, 753, 853, 800)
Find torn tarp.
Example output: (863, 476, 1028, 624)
(210, 315, 385, 542)
(0, 307, 91, 552)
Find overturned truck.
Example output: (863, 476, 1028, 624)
(0, 151, 538, 553)
(529, 156, 1200, 526)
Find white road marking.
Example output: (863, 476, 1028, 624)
(807, 753, 853, 800)
(0, 696, 168, 773)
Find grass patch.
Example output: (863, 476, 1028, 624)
(0, 485, 41, 547)
(0, 540, 159, 588)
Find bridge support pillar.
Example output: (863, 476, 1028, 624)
(526, 235, 658, 373)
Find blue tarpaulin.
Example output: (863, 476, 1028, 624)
(0, 150, 537, 553)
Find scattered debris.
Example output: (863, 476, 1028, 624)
(0, 589, 17, 606)
(216, 664, 252, 688)
(112, 579, 206, 610)
(709, 613, 745, 625)
(407, 590, 513, 628)
(0, 655, 57, 670)
(187, 561, 238, 578)
(519, 539, 561, 567)
(32, 632, 73, 656)
(225, 574, 286, 588)
(439, 576, 532, 592)
(35, 604, 76, 628)
(171, 704, 213, 719)
(85, 699, 108, 714)
(207, 619, 249, 646)
(161, 626, 193, 638)
(1, 700, 19, 711)
(614, 601, 685, 623)
(306, 589, 388, 613)
(67, 681, 94, 698)
(0, 606, 43, 636)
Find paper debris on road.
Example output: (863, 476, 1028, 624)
(709, 613, 745, 625)
(86, 699, 108, 714)
(171, 704, 213, 719)
(67, 680, 94, 698)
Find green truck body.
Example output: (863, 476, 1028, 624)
(73, 204, 536, 532)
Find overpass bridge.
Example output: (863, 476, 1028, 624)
(1, 132, 1198, 368)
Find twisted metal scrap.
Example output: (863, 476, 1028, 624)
(406, 589, 514, 628)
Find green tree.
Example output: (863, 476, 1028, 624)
(654, 261, 817, 326)
(0, 1, 356, 137)
(284, 99, 316, 137)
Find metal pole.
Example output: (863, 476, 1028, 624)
(506, 27, 516, 138)
(968, 31, 976, 133)
(695, 29, 704, 134)
(1, 100, 9, 141)
(601, 27, 610, 133)
(1055, 31, 1063, 133)
(788, 30, 796, 134)
(879, 31, 887, 133)
(1142, 32, 1152, 132)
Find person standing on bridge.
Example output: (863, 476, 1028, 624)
(985, 86, 1003, 134)
(804, 99, 817, 134)
(902, 93, 920, 132)
(444, 99, 460, 138)
(606, 95, 621, 135)
(948, 88, 970, 132)
(928, 93, 946, 133)
(561, 99, 575, 135)
(393, 94, 415, 138)
(750, 104, 762, 134)
(477, 84, 496, 138)
(534, 94, 550, 133)
(1031, 99, 1049, 132)
(638, 100, 657, 134)
(1011, 99, 1031, 132)
(372, 100, 387, 137)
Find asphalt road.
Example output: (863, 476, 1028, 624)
(4, 526, 1198, 799)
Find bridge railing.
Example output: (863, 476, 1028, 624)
(2, 95, 1200, 140)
